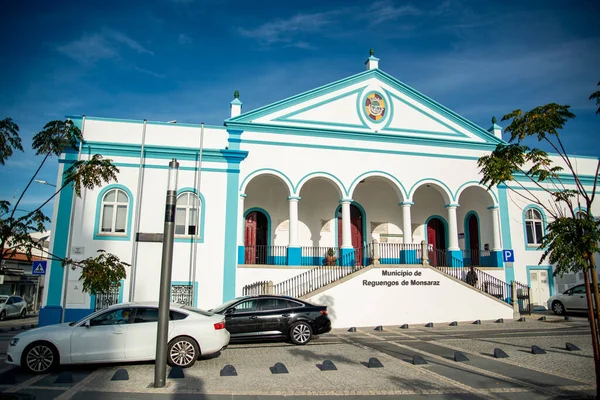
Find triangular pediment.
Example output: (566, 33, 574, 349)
(226, 69, 502, 146)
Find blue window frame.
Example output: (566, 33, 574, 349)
(174, 188, 205, 243)
(94, 185, 134, 241)
(523, 205, 546, 249)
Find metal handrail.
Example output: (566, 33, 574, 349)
(242, 280, 271, 296)
(273, 246, 369, 298)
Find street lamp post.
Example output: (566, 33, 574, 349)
(33, 180, 56, 187)
(154, 159, 179, 388)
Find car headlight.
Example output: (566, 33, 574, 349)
(9, 338, 19, 347)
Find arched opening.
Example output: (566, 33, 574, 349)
(466, 213, 480, 266)
(244, 210, 269, 264)
(427, 217, 447, 266)
(336, 203, 365, 265)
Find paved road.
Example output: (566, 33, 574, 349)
(0, 316, 39, 356)
(0, 315, 596, 399)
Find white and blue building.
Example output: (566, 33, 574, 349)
(39, 51, 600, 327)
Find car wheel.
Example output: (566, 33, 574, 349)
(289, 321, 313, 345)
(552, 301, 565, 315)
(21, 308, 27, 318)
(22, 342, 59, 374)
(0, 311, 5, 321)
(167, 336, 199, 368)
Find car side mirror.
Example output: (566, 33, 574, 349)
(225, 308, 235, 315)
(83, 320, 91, 328)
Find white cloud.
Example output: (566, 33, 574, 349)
(238, 12, 334, 47)
(133, 66, 166, 79)
(367, 1, 422, 24)
(237, 3, 423, 48)
(56, 28, 153, 65)
(178, 33, 193, 45)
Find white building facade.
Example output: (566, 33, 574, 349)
(39, 52, 600, 327)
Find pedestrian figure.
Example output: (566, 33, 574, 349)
(466, 266, 478, 287)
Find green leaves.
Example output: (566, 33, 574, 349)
(502, 104, 575, 143)
(477, 143, 526, 188)
(0, 117, 23, 165)
(32, 119, 82, 156)
(540, 214, 600, 277)
(0, 202, 51, 261)
(64, 154, 120, 197)
(73, 250, 129, 295)
(590, 81, 600, 115)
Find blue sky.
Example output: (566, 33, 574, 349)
(1, 0, 599, 222)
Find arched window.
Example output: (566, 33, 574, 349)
(176, 192, 201, 236)
(525, 208, 544, 246)
(100, 189, 129, 234)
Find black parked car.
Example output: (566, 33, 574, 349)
(209, 295, 331, 345)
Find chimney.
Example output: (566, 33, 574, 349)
(230, 90, 242, 118)
(365, 48, 379, 70)
(488, 116, 503, 140)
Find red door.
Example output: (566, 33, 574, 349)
(427, 218, 446, 266)
(468, 214, 480, 266)
(244, 211, 268, 264)
(245, 212, 257, 264)
(337, 204, 363, 265)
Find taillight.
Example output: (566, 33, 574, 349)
(214, 321, 225, 330)
(320, 309, 328, 315)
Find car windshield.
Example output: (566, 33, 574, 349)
(209, 297, 249, 313)
(182, 306, 214, 316)
(0, 298, 6, 304)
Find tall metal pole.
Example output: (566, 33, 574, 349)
(154, 159, 179, 388)
(129, 119, 148, 302)
(191, 123, 205, 303)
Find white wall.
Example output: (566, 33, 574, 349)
(306, 266, 514, 328)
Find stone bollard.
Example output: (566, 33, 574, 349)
(511, 281, 520, 318)
(267, 281, 274, 295)
(372, 239, 380, 265)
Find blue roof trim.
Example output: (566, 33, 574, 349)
(65, 115, 226, 130)
(512, 172, 598, 187)
(273, 87, 368, 130)
(226, 68, 504, 146)
(228, 121, 497, 151)
(68, 141, 248, 164)
(382, 89, 469, 139)
(226, 69, 373, 123)
(373, 69, 503, 144)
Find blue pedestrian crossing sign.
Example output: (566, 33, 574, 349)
(502, 250, 515, 263)
(32, 260, 47, 275)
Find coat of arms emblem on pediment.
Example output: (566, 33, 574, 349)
(364, 92, 386, 122)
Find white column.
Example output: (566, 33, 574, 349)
(490, 205, 502, 251)
(288, 196, 300, 246)
(400, 202, 413, 244)
(341, 199, 352, 248)
(238, 194, 246, 245)
(446, 204, 460, 251)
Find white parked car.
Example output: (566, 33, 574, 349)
(547, 283, 598, 315)
(7, 302, 229, 373)
(0, 295, 28, 320)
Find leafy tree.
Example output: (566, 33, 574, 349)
(0, 117, 128, 297)
(477, 89, 600, 395)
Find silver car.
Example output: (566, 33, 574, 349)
(547, 283, 597, 315)
(0, 295, 28, 320)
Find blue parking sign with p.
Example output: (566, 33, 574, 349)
(503, 250, 514, 263)
(32, 260, 47, 275)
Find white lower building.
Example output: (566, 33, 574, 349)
(39, 51, 599, 327)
